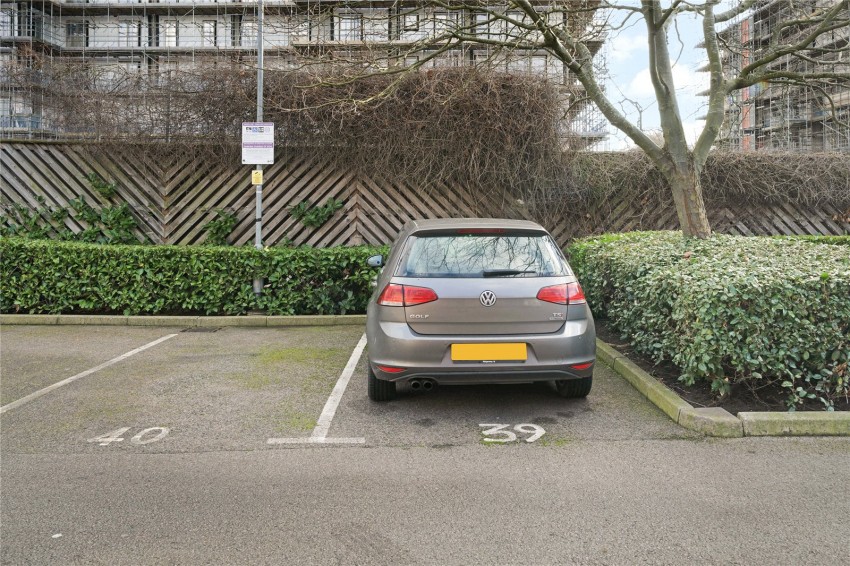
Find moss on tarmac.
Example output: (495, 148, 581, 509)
(0, 325, 365, 454)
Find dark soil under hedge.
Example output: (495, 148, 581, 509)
(595, 319, 850, 413)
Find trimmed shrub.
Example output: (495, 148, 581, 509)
(566, 232, 850, 410)
(0, 238, 386, 316)
(779, 235, 850, 247)
(1, 197, 145, 245)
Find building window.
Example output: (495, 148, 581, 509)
(392, 9, 419, 38)
(434, 51, 462, 67)
(1, 8, 15, 38)
(506, 56, 527, 74)
(202, 20, 217, 47)
(505, 11, 523, 39)
(433, 12, 459, 36)
(66, 22, 88, 48)
(118, 20, 140, 47)
(161, 20, 178, 47)
(473, 13, 489, 38)
(241, 20, 257, 47)
(403, 13, 419, 32)
(531, 55, 549, 77)
(230, 15, 241, 47)
(337, 14, 362, 41)
(308, 16, 318, 42)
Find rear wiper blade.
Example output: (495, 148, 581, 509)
(482, 269, 537, 277)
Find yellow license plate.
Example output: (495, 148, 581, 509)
(451, 343, 527, 362)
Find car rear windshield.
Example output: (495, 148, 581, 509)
(396, 233, 568, 278)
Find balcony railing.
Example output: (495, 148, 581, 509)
(1, 25, 63, 45)
(1, 115, 45, 130)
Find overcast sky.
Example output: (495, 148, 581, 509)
(599, 8, 714, 151)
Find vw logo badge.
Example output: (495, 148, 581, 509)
(480, 290, 497, 307)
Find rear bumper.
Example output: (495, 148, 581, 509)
(376, 367, 593, 385)
(367, 315, 596, 385)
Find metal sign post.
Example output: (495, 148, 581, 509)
(253, 0, 266, 298)
(242, 120, 273, 297)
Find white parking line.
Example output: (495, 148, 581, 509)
(268, 333, 367, 446)
(267, 437, 366, 445)
(0, 334, 178, 416)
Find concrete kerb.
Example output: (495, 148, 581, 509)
(267, 315, 367, 327)
(679, 407, 744, 438)
(0, 314, 367, 328)
(738, 412, 850, 437)
(0, 314, 59, 325)
(128, 316, 200, 327)
(596, 340, 693, 424)
(60, 315, 129, 325)
(596, 339, 849, 438)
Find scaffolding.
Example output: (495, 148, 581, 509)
(716, 0, 850, 152)
(0, 0, 608, 147)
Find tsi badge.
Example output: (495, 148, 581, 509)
(549, 312, 565, 321)
(409, 314, 430, 319)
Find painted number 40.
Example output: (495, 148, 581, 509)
(479, 423, 545, 443)
(88, 427, 169, 446)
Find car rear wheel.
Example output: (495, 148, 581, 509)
(555, 375, 592, 398)
(368, 366, 397, 402)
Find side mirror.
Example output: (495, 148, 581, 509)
(367, 255, 383, 268)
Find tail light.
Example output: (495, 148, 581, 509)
(377, 283, 404, 306)
(567, 282, 586, 304)
(403, 285, 439, 306)
(377, 284, 438, 307)
(537, 282, 586, 305)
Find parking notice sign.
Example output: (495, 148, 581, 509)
(242, 122, 274, 165)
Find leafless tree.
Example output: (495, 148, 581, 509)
(415, 0, 850, 237)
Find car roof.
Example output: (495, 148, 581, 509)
(404, 218, 547, 233)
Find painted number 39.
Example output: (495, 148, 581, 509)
(479, 423, 545, 443)
(87, 427, 170, 446)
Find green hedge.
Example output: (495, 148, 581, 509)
(566, 232, 850, 410)
(778, 235, 850, 247)
(0, 238, 386, 316)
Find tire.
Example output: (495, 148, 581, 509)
(368, 365, 397, 402)
(555, 375, 593, 398)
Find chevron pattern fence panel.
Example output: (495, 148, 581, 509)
(546, 198, 850, 242)
(2, 143, 848, 246)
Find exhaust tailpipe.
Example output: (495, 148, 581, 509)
(409, 379, 436, 392)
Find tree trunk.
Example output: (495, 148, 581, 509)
(663, 163, 712, 239)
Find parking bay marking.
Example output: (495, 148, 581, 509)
(88, 427, 170, 446)
(480, 423, 546, 443)
(268, 333, 367, 446)
(0, 334, 179, 416)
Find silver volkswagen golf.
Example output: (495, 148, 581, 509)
(365, 218, 596, 401)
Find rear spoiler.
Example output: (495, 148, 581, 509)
(409, 227, 549, 237)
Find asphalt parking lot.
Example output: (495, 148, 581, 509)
(2, 324, 849, 565)
(1, 325, 695, 456)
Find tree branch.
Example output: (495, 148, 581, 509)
(693, 1, 726, 166)
(739, 1, 849, 79)
(715, 0, 759, 24)
(641, 0, 690, 165)
(514, 0, 665, 159)
(657, 0, 686, 29)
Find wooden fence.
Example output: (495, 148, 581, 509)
(2, 142, 848, 245)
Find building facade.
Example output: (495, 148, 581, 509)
(0, 1, 607, 145)
(717, 0, 850, 152)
